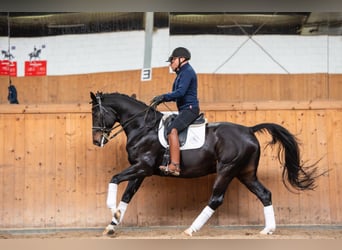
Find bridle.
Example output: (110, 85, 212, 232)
(92, 95, 118, 146)
(92, 94, 158, 146)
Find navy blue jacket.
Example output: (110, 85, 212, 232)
(8, 85, 19, 104)
(163, 63, 199, 111)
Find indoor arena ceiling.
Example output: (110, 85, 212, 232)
(0, 12, 342, 37)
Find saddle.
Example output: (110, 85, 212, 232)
(158, 112, 207, 150)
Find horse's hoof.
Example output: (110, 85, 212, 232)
(183, 228, 193, 237)
(103, 225, 116, 236)
(260, 228, 275, 235)
(102, 229, 115, 235)
(103, 228, 115, 235)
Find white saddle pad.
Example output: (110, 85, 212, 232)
(158, 112, 207, 150)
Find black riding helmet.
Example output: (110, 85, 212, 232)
(166, 47, 191, 62)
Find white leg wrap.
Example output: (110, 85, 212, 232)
(260, 205, 276, 235)
(188, 206, 215, 234)
(118, 201, 128, 223)
(106, 183, 118, 209)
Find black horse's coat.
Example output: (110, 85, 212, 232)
(91, 91, 319, 233)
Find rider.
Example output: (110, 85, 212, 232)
(8, 80, 19, 104)
(150, 47, 200, 176)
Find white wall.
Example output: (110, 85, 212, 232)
(1, 28, 341, 76)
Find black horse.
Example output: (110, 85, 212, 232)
(90, 91, 319, 236)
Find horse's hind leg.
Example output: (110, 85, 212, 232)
(237, 171, 276, 235)
(184, 170, 235, 236)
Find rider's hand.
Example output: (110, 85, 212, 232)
(150, 95, 165, 107)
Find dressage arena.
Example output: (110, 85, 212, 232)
(1, 70, 341, 239)
(1, 13, 342, 239)
(0, 225, 342, 239)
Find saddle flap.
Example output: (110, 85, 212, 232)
(192, 113, 205, 124)
(158, 112, 207, 150)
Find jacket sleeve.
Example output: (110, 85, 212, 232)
(164, 71, 192, 101)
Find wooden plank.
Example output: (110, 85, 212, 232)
(64, 113, 77, 226)
(23, 114, 46, 227)
(84, 114, 98, 226)
(313, 110, 331, 223)
(327, 110, 342, 223)
(0, 103, 91, 114)
(0, 114, 16, 227)
(12, 114, 26, 227)
(297, 111, 317, 224)
(44, 114, 57, 227)
(136, 177, 172, 226)
(55, 113, 67, 227)
(73, 113, 87, 227)
(1, 102, 342, 228)
(329, 74, 342, 99)
(0, 114, 4, 226)
(0, 101, 341, 115)
(1, 72, 341, 104)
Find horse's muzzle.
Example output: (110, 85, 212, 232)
(93, 132, 108, 147)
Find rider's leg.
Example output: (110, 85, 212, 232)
(159, 108, 199, 175)
(160, 128, 180, 175)
(168, 128, 180, 172)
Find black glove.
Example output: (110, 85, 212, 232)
(150, 95, 165, 107)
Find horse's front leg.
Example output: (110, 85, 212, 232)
(103, 177, 145, 235)
(103, 163, 152, 235)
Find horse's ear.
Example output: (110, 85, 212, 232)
(90, 92, 96, 102)
(131, 93, 137, 99)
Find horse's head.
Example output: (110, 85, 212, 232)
(90, 92, 119, 147)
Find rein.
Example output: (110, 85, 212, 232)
(107, 107, 153, 140)
(92, 95, 158, 144)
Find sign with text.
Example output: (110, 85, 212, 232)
(25, 60, 47, 76)
(141, 68, 152, 81)
(0, 60, 17, 76)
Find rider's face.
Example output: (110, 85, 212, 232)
(169, 57, 185, 72)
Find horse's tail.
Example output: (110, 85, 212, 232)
(251, 123, 319, 192)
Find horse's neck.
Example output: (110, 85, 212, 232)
(109, 100, 135, 123)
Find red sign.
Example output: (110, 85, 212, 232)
(0, 60, 17, 76)
(25, 60, 47, 76)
